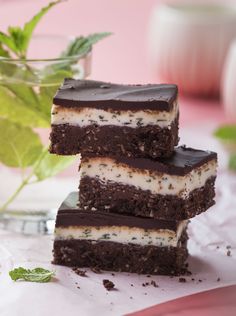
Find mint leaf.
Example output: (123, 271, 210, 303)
(0, 119, 43, 168)
(0, 86, 49, 127)
(34, 151, 76, 181)
(0, 31, 18, 55)
(229, 154, 236, 170)
(9, 267, 54, 283)
(0, 43, 10, 57)
(7, 26, 25, 56)
(53, 32, 112, 72)
(61, 32, 112, 58)
(0, 1, 61, 58)
(2, 82, 40, 109)
(22, 1, 61, 54)
(214, 125, 236, 142)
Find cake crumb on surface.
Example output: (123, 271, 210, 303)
(151, 280, 158, 287)
(91, 266, 102, 274)
(103, 279, 115, 291)
(72, 268, 87, 277)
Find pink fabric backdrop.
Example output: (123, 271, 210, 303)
(0, 0, 228, 125)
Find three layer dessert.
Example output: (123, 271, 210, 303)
(50, 79, 217, 275)
(50, 79, 179, 158)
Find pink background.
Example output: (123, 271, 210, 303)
(0, 0, 229, 126)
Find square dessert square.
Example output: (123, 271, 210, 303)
(79, 146, 217, 220)
(53, 192, 188, 275)
(50, 79, 179, 159)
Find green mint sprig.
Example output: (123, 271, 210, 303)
(214, 124, 236, 171)
(214, 125, 236, 142)
(0, 1, 61, 59)
(229, 154, 236, 170)
(9, 267, 55, 283)
(0, 1, 111, 211)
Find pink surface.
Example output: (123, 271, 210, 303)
(128, 285, 236, 316)
(1, 165, 236, 316)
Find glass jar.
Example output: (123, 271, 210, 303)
(0, 34, 91, 234)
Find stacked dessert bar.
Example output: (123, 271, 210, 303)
(50, 79, 217, 275)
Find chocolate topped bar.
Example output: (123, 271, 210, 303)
(53, 192, 188, 275)
(50, 79, 179, 158)
(86, 146, 217, 176)
(57, 192, 180, 231)
(79, 147, 217, 220)
(53, 78, 178, 111)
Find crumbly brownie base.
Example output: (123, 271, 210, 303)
(53, 231, 188, 275)
(49, 117, 179, 159)
(79, 176, 216, 220)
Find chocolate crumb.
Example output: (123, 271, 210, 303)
(191, 278, 195, 281)
(151, 280, 158, 287)
(142, 283, 146, 287)
(198, 279, 202, 282)
(131, 284, 134, 287)
(216, 246, 220, 249)
(144, 293, 147, 295)
(72, 268, 87, 277)
(111, 273, 115, 276)
(91, 266, 102, 274)
(227, 250, 231, 257)
(226, 245, 231, 249)
(77, 286, 80, 289)
(103, 279, 115, 291)
(179, 277, 186, 283)
(130, 296, 133, 299)
(146, 275, 151, 278)
(217, 277, 221, 282)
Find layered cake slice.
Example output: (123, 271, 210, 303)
(79, 146, 217, 220)
(50, 79, 179, 158)
(53, 192, 188, 275)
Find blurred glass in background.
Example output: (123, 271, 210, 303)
(148, 1, 236, 107)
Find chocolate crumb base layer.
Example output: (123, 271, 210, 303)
(53, 231, 188, 276)
(49, 117, 179, 159)
(79, 176, 216, 220)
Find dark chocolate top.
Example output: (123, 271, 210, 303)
(84, 146, 217, 176)
(53, 78, 178, 111)
(117, 146, 217, 176)
(56, 192, 181, 231)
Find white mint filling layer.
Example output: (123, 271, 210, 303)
(51, 101, 178, 128)
(80, 157, 217, 198)
(55, 221, 187, 247)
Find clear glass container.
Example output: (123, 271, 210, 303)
(0, 34, 91, 234)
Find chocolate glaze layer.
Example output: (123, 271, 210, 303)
(56, 192, 181, 231)
(83, 146, 217, 176)
(53, 79, 178, 111)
